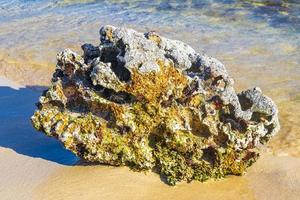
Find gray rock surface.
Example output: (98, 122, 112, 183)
(32, 25, 280, 185)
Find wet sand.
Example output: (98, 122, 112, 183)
(35, 154, 300, 200)
(0, 77, 300, 200)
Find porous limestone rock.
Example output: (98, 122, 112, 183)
(31, 25, 280, 185)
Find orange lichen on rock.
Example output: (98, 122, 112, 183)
(31, 25, 280, 185)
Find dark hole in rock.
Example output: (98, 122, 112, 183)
(117, 125, 131, 135)
(259, 127, 273, 144)
(111, 63, 131, 82)
(210, 95, 223, 110)
(94, 85, 136, 104)
(186, 64, 200, 73)
(185, 153, 194, 167)
(220, 112, 247, 132)
(211, 75, 223, 86)
(184, 81, 199, 96)
(148, 133, 163, 148)
(176, 81, 200, 105)
(162, 95, 175, 107)
(93, 111, 113, 121)
(238, 94, 253, 111)
(89, 102, 116, 122)
(74, 69, 91, 83)
(57, 60, 63, 66)
(63, 84, 77, 98)
(213, 131, 229, 147)
(265, 123, 275, 135)
(187, 60, 211, 80)
(76, 143, 87, 157)
(116, 39, 126, 57)
(64, 63, 76, 76)
(81, 43, 100, 62)
(202, 147, 217, 166)
(251, 112, 272, 123)
(37, 100, 65, 110)
(52, 69, 64, 81)
(66, 95, 89, 114)
(100, 46, 131, 82)
(192, 123, 211, 138)
(164, 54, 177, 66)
(100, 46, 120, 64)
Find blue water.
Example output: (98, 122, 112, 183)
(1, 1, 300, 31)
(0, 0, 300, 160)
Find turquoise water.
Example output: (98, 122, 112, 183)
(0, 0, 300, 159)
(1, 1, 300, 50)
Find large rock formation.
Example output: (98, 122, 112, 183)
(31, 25, 280, 185)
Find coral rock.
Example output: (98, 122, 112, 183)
(31, 25, 280, 185)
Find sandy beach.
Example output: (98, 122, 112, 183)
(1, 1, 300, 199)
(0, 77, 299, 200)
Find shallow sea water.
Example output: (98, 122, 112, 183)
(0, 0, 300, 157)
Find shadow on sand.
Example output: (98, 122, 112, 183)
(0, 85, 78, 165)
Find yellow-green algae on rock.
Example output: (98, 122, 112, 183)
(31, 25, 280, 185)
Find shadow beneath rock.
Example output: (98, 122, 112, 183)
(0, 85, 79, 165)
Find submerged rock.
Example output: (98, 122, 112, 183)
(31, 25, 280, 185)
